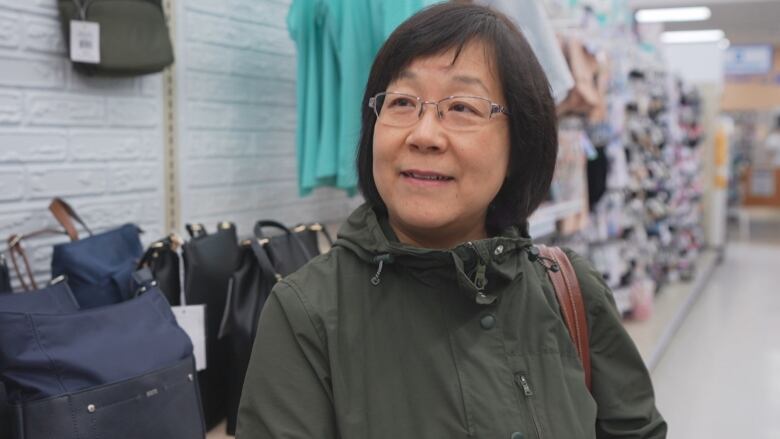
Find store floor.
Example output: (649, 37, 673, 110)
(652, 236, 780, 438)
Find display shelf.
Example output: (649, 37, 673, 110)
(623, 248, 719, 371)
(529, 199, 584, 238)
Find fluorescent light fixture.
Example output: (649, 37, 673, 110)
(661, 29, 725, 44)
(636, 6, 711, 23)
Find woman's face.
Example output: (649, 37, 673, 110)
(372, 41, 511, 249)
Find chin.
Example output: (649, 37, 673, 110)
(392, 204, 459, 231)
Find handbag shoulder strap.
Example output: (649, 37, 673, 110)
(7, 234, 37, 291)
(49, 197, 92, 241)
(538, 245, 592, 391)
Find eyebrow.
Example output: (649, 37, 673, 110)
(396, 70, 491, 94)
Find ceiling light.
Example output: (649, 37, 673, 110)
(636, 6, 711, 23)
(661, 29, 725, 44)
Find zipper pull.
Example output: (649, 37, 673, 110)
(515, 374, 534, 397)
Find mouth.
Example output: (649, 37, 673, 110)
(400, 170, 455, 182)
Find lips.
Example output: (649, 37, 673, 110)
(400, 170, 454, 181)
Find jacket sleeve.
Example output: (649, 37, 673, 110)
(236, 280, 338, 439)
(565, 250, 668, 439)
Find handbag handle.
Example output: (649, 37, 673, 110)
(185, 223, 207, 239)
(7, 235, 37, 291)
(6, 228, 70, 291)
(253, 220, 292, 238)
(49, 198, 93, 241)
(255, 220, 316, 261)
(293, 223, 334, 246)
(249, 239, 282, 282)
(538, 245, 592, 392)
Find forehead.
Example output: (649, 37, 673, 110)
(392, 41, 502, 96)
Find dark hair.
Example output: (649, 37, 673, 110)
(356, 3, 558, 233)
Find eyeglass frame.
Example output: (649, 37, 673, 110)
(367, 92, 511, 127)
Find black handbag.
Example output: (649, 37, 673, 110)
(57, 0, 174, 76)
(0, 254, 11, 294)
(182, 223, 240, 430)
(292, 222, 333, 257)
(12, 358, 205, 439)
(218, 239, 280, 435)
(138, 234, 183, 306)
(254, 220, 315, 276)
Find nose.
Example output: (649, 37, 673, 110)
(406, 102, 447, 153)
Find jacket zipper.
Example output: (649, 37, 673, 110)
(514, 373, 544, 439)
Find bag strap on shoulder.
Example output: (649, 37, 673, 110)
(538, 245, 592, 391)
(49, 197, 92, 241)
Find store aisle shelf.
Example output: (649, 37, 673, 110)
(529, 199, 584, 237)
(623, 249, 719, 371)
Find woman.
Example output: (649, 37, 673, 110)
(237, 3, 667, 438)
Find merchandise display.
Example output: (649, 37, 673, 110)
(3, 0, 749, 436)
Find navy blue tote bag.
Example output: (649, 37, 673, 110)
(0, 286, 203, 439)
(48, 198, 143, 308)
(0, 281, 79, 439)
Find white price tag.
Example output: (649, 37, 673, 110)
(171, 305, 207, 371)
(70, 20, 100, 64)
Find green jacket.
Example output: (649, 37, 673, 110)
(237, 204, 667, 439)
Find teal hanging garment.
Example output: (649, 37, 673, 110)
(288, 0, 441, 196)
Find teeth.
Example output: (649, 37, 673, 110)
(406, 173, 450, 181)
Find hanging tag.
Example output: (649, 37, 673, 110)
(70, 20, 101, 64)
(171, 305, 207, 371)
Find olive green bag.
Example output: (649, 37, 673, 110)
(58, 0, 174, 76)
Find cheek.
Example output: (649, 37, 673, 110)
(372, 127, 396, 192)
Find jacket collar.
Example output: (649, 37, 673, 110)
(334, 204, 534, 305)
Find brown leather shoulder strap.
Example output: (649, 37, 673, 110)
(49, 198, 92, 241)
(7, 234, 37, 291)
(538, 245, 592, 391)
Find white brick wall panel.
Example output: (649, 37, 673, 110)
(109, 164, 159, 194)
(186, 0, 231, 16)
(23, 15, 65, 54)
(27, 165, 108, 198)
(186, 11, 294, 55)
(188, 101, 295, 130)
(254, 130, 295, 156)
(228, 1, 289, 29)
(140, 73, 163, 96)
(186, 130, 293, 158)
(69, 71, 138, 95)
(0, 91, 22, 125)
(187, 43, 295, 80)
(188, 72, 293, 106)
(73, 197, 163, 231)
(0, 56, 66, 88)
(69, 131, 156, 161)
(0, 169, 25, 201)
(186, 156, 296, 188)
(188, 71, 252, 104)
(27, 93, 105, 126)
(187, 181, 299, 217)
(0, 11, 21, 48)
(0, 132, 67, 162)
(106, 98, 160, 127)
(187, 130, 254, 158)
(0, 1, 58, 16)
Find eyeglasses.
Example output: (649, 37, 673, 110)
(368, 92, 510, 131)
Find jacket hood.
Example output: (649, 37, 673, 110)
(333, 203, 536, 305)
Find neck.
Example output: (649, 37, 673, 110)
(387, 215, 488, 250)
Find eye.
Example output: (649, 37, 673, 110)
(446, 99, 484, 116)
(387, 96, 416, 108)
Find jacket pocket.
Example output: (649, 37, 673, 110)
(514, 372, 544, 439)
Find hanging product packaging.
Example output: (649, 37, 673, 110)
(57, 0, 174, 76)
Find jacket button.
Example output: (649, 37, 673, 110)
(510, 432, 524, 439)
(479, 314, 496, 330)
